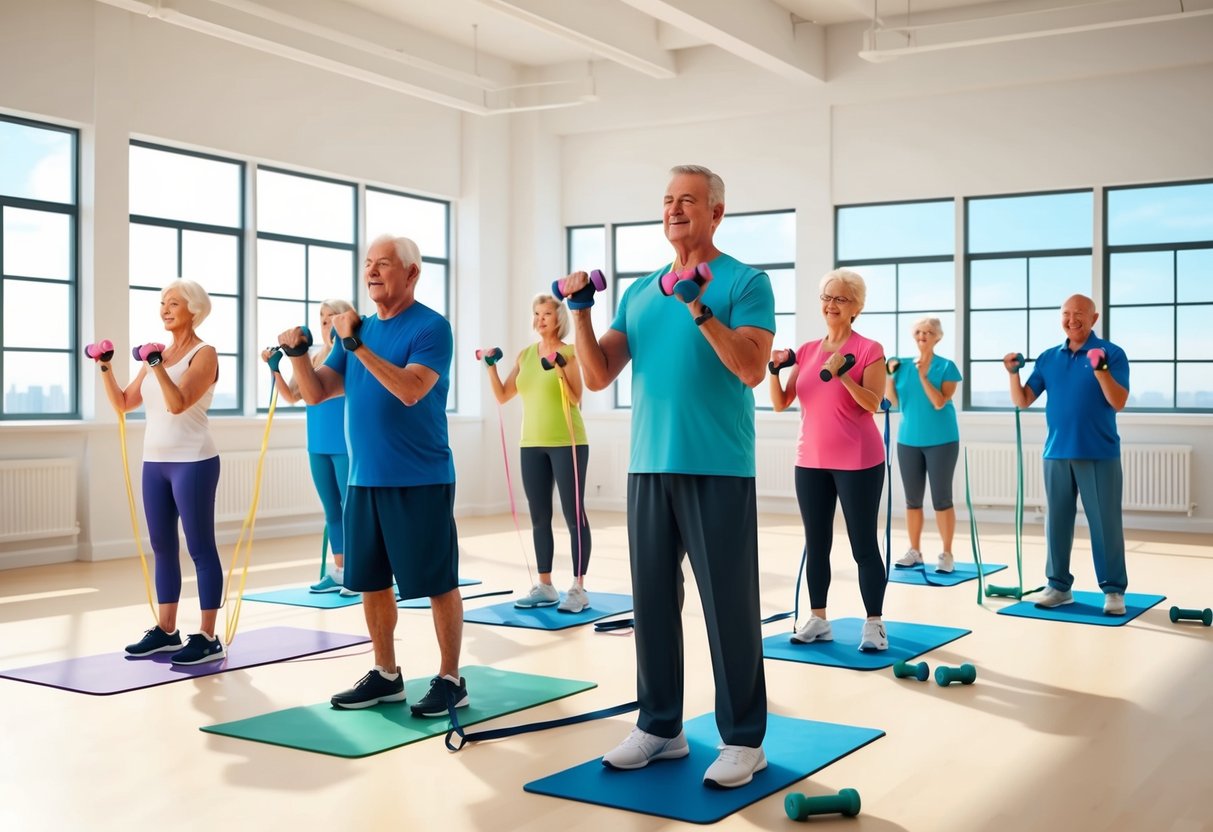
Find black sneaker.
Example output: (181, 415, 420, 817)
(125, 626, 184, 656)
(330, 667, 406, 710)
(410, 675, 469, 718)
(170, 633, 226, 666)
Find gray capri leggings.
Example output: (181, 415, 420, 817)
(897, 441, 959, 511)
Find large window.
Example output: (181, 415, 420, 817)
(836, 199, 955, 369)
(254, 167, 356, 410)
(1106, 180, 1213, 410)
(129, 142, 243, 412)
(965, 190, 1093, 408)
(1, 116, 78, 418)
(365, 187, 453, 408)
(610, 221, 667, 408)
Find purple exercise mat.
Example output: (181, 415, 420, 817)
(0, 626, 369, 696)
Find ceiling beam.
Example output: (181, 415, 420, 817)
(94, 0, 593, 114)
(616, 0, 825, 83)
(475, 0, 677, 79)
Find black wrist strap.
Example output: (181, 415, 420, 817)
(694, 305, 713, 326)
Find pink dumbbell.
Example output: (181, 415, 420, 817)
(132, 342, 166, 367)
(658, 262, 712, 303)
(1087, 347, 1108, 371)
(84, 339, 115, 363)
(552, 270, 607, 310)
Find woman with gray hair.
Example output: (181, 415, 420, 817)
(769, 268, 890, 652)
(262, 298, 356, 595)
(97, 278, 226, 666)
(483, 293, 592, 613)
(886, 317, 963, 573)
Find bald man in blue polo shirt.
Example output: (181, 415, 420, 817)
(1005, 294, 1131, 615)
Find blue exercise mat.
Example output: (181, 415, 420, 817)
(464, 592, 633, 630)
(525, 712, 883, 824)
(888, 562, 1007, 587)
(762, 618, 970, 670)
(398, 588, 509, 609)
(244, 578, 482, 609)
(997, 590, 1165, 627)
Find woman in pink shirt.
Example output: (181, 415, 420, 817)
(769, 269, 889, 651)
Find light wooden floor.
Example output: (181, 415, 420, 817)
(1, 512, 1210, 832)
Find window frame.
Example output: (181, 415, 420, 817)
(253, 164, 358, 412)
(128, 139, 246, 415)
(1103, 177, 1213, 413)
(962, 188, 1094, 411)
(0, 114, 80, 420)
(834, 197, 956, 403)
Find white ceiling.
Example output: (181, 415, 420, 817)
(97, 0, 1213, 115)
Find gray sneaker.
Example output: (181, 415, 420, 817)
(514, 583, 559, 608)
(558, 584, 591, 613)
(1034, 587, 1074, 608)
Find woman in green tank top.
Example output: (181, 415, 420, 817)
(483, 293, 593, 614)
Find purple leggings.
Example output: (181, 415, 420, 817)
(142, 456, 223, 609)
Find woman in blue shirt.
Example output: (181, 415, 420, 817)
(262, 299, 355, 595)
(885, 317, 963, 573)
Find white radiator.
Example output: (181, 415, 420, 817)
(757, 440, 796, 497)
(965, 443, 1193, 514)
(215, 450, 321, 523)
(0, 458, 79, 542)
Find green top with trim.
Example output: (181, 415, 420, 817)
(515, 343, 588, 447)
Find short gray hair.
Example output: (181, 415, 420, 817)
(532, 293, 570, 340)
(319, 298, 356, 317)
(669, 165, 725, 209)
(162, 279, 211, 327)
(820, 268, 867, 312)
(369, 234, 422, 273)
(911, 316, 943, 337)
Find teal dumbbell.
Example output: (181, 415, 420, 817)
(1169, 606, 1212, 626)
(985, 585, 1021, 599)
(892, 660, 929, 682)
(935, 663, 976, 687)
(785, 788, 861, 821)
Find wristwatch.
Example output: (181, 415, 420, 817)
(342, 334, 363, 352)
(694, 306, 714, 326)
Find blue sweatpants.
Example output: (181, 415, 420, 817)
(1043, 457, 1128, 595)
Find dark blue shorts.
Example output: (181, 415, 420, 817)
(343, 483, 459, 597)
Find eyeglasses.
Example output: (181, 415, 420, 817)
(820, 294, 853, 305)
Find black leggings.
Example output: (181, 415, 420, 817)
(794, 464, 886, 616)
(520, 445, 591, 577)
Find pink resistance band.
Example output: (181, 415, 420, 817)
(494, 399, 536, 587)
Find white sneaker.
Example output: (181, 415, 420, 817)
(703, 745, 767, 789)
(858, 619, 888, 651)
(935, 552, 955, 573)
(339, 587, 359, 597)
(1103, 592, 1126, 615)
(514, 583, 560, 608)
(790, 615, 833, 644)
(1034, 587, 1074, 608)
(557, 584, 590, 613)
(601, 727, 689, 770)
(894, 548, 923, 567)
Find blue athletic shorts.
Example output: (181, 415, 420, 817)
(343, 483, 459, 597)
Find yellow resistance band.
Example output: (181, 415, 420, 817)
(117, 410, 159, 624)
(220, 385, 280, 644)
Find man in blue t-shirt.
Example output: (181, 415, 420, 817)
(281, 234, 466, 716)
(565, 165, 775, 788)
(1005, 294, 1131, 615)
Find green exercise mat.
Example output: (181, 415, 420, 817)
(201, 665, 595, 757)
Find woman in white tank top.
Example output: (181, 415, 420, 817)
(97, 278, 226, 666)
